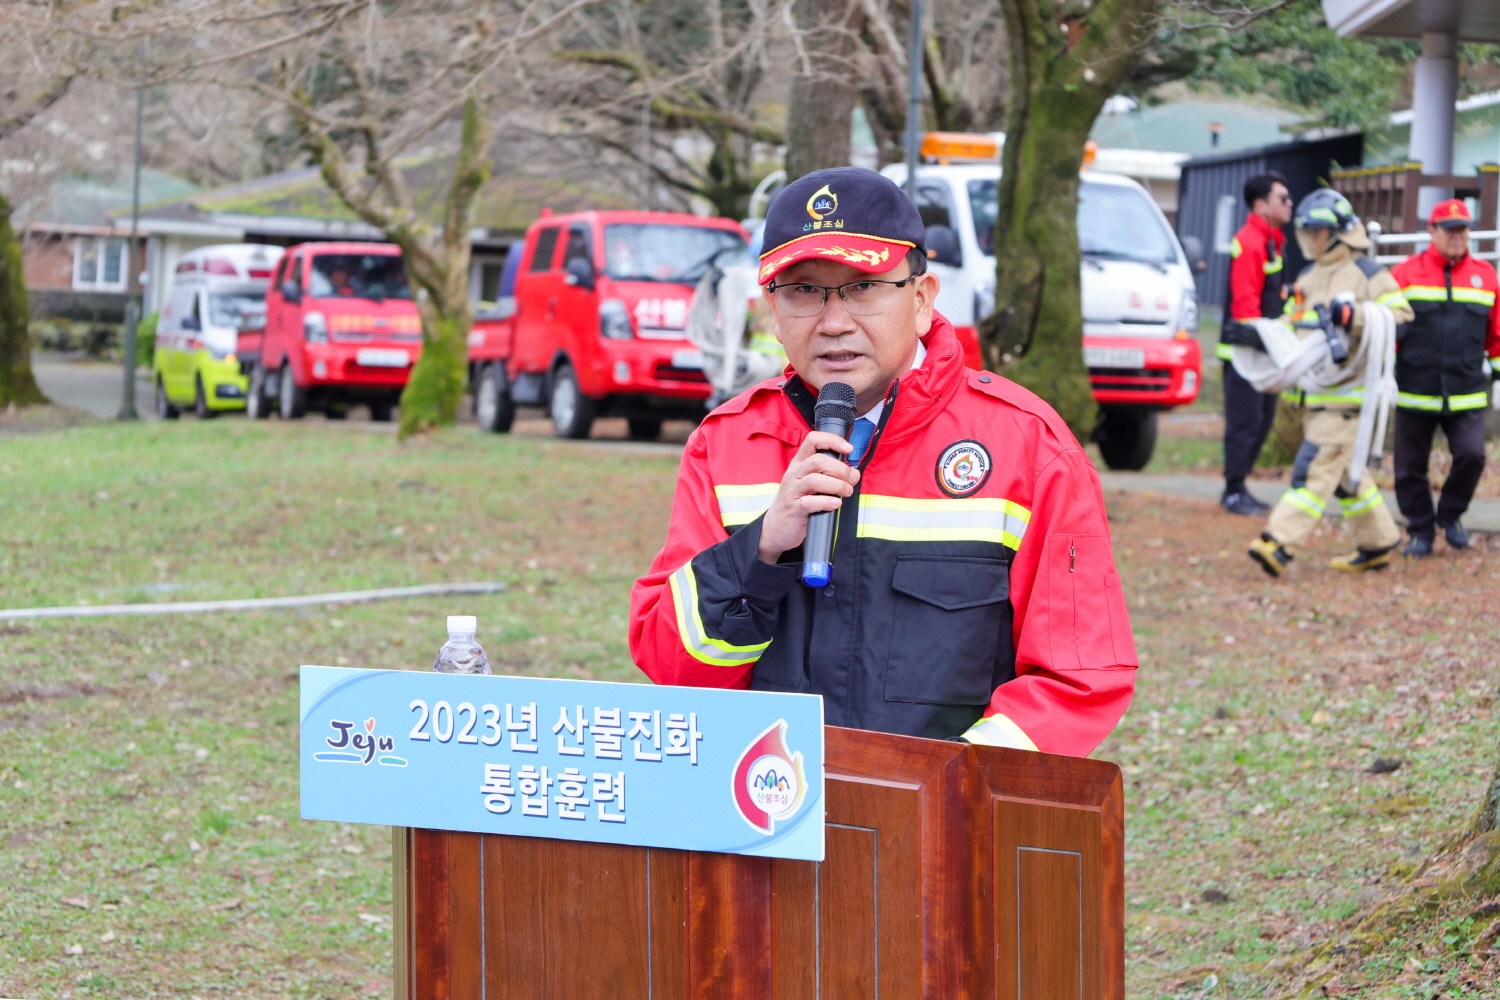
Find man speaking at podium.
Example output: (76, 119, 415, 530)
(630, 168, 1136, 757)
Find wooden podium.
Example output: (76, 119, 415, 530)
(392, 726, 1123, 999)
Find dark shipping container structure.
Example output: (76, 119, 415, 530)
(1176, 134, 1365, 309)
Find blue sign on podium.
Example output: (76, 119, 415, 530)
(299, 666, 826, 861)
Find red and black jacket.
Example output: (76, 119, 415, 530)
(628, 315, 1136, 757)
(1390, 245, 1500, 412)
(1218, 213, 1287, 357)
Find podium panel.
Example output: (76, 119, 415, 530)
(395, 727, 1122, 1000)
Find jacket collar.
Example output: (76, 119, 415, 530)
(1246, 211, 1286, 249)
(1423, 243, 1468, 270)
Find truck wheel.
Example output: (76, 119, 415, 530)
(627, 419, 662, 441)
(278, 365, 307, 420)
(368, 399, 395, 422)
(246, 364, 272, 420)
(194, 376, 217, 420)
(1095, 408, 1158, 471)
(475, 363, 515, 433)
(549, 363, 595, 439)
(155, 375, 180, 420)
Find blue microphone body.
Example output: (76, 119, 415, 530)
(801, 382, 857, 588)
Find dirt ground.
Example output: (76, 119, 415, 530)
(1103, 490, 1500, 998)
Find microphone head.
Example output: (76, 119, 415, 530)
(813, 381, 857, 424)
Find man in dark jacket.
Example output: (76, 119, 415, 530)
(1389, 199, 1500, 556)
(1218, 172, 1294, 515)
(629, 168, 1136, 757)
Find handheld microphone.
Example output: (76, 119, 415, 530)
(801, 381, 857, 588)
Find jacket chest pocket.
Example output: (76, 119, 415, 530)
(884, 555, 1010, 706)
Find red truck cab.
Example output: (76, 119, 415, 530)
(469, 210, 748, 439)
(250, 242, 422, 421)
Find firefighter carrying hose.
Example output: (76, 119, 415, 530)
(1389, 199, 1500, 557)
(1247, 189, 1414, 577)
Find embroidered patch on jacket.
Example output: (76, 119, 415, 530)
(1473, 274, 1484, 288)
(936, 440, 992, 497)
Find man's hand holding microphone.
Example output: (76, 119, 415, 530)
(756, 382, 860, 588)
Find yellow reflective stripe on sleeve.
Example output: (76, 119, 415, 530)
(1449, 392, 1488, 411)
(855, 494, 1031, 550)
(1490, 357, 1500, 372)
(1452, 287, 1496, 306)
(1396, 392, 1444, 410)
(1304, 391, 1363, 406)
(1229, 237, 1243, 259)
(1282, 487, 1326, 518)
(667, 562, 771, 667)
(1216, 342, 1234, 361)
(1264, 255, 1283, 274)
(1339, 483, 1383, 516)
(962, 714, 1038, 751)
(714, 482, 780, 527)
(1376, 290, 1409, 309)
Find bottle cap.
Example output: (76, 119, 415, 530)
(446, 615, 477, 633)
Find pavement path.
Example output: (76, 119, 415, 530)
(31, 353, 157, 421)
(1097, 471, 1500, 533)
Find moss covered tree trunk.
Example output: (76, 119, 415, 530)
(287, 85, 490, 438)
(0, 193, 47, 408)
(983, 0, 1160, 442)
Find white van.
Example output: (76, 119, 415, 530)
(879, 145, 1204, 469)
(153, 243, 283, 419)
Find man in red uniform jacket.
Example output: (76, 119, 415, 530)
(1389, 198, 1500, 556)
(1217, 172, 1294, 516)
(629, 168, 1136, 757)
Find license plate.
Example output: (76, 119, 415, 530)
(671, 350, 704, 369)
(356, 349, 410, 368)
(1084, 346, 1145, 370)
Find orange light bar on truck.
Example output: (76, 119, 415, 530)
(921, 132, 1000, 164)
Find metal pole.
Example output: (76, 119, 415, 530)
(117, 77, 144, 420)
(641, 90, 652, 210)
(902, 0, 924, 199)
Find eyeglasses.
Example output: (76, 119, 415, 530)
(766, 276, 917, 317)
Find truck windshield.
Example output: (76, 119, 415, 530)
(965, 179, 1178, 265)
(310, 254, 412, 300)
(604, 224, 748, 284)
(209, 292, 266, 331)
(1078, 182, 1178, 265)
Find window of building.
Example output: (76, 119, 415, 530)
(74, 237, 128, 291)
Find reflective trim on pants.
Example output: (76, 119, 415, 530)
(1339, 483, 1383, 517)
(1282, 487, 1327, 518)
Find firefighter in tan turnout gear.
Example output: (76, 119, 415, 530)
(1247, 190, 1414, 577)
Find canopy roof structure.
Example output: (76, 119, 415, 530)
(1323, 0, 1500, 215)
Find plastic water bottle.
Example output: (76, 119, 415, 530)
(432, 616, 491, 674)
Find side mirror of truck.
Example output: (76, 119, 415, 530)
(281, 279, 302, 304)
(1180, 235, 1207, 272)
(924, 225, 962, 267)
(563, 256, 595, 291)
(181, 315, 201, 332)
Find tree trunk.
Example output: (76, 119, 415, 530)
(784, 0, 863, 183)
(0, 193, 47, 408)
(983, 0, 1160, 443)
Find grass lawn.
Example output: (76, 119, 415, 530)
(2, 416, 1498, 998)
(0, 420, 678, 999)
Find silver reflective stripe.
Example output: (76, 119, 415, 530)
(667, 562, 770, 667)
(715, 483, 779, 526)
(856, 495, 1031, 550)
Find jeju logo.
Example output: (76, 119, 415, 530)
(732, 720, 807, 834)
(315, 717, 408, 767)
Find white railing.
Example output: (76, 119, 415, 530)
(1367, 226, 1500, 265)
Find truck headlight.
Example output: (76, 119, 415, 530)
(1175, 290, 1199, 334)
(600, 299, 632, 340)
(304, 311, 328, 343)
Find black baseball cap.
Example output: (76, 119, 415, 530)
(757, 167, 925, 285)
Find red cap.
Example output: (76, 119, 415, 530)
(1429, 199, 1473, 229)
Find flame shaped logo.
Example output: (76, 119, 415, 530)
(732, 719, 807, 834)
